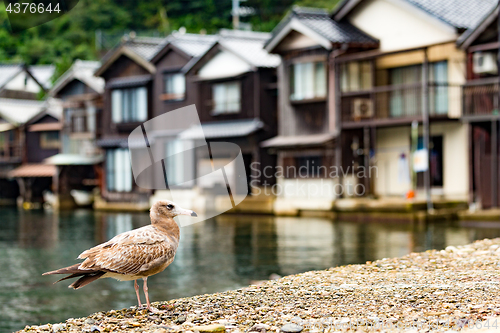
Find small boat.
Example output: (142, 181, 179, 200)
(43, 191, 57, 208)
(70, 190, 94, 206)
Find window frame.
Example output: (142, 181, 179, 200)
(161, 72, 186, 102)
(211, 81, 242, 115)
(290, 61, 327, 102)
(111, 86, 148, 124)
(40, 131, 60, 149)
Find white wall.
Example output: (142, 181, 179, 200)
(430, 122, 469, 200)
(375, 126, 412, 197)
(374, 123, 469, 200)
(5, 71, 42, 93)
(198, 50, 252, 79)
(349, 0, 457, 52)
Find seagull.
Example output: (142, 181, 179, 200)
(43, 200, 196, 313)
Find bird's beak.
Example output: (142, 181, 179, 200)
(176, 207, 197, 217)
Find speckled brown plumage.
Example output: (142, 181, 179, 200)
(43, 200, 197, 312)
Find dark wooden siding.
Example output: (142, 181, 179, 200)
(197, 73, 256, 122)
(25, 115, 60, 163)
(101, 55, 150, 81)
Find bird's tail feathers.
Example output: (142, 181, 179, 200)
(69, 271, 106, 289)
(43, 263, 84, 276)
(44, 263, 105, 289)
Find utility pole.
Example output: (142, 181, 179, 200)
(232, 0, 240, 30)
(422, 48, 433, 212)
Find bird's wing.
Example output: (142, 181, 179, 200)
(77, 226, 177, 275)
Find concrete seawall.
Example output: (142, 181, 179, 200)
(19, 238, 500, 333)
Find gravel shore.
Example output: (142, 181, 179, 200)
(19, 238, 500, 333)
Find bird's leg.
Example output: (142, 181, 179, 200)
(143, 277, 162, 313)
(134, 280, 142, 308)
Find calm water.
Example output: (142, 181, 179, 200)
(1, 208, 500, 332)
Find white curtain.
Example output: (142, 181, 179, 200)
(172, 74, 185, 95)
(108, 149, 132, 192)
(136, 87, 148, 121)
(111, 90, 122, 123)
(315, 62, 326, 98)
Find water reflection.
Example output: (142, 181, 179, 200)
(1, 209, 500, 332)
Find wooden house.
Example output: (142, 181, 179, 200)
(457, 4, 500, 209)
(8, 99, 62, 207)
(182, 29, 280, 189)
(45, 60, 105, 208)
(0, 64, 55, 205)
(94, 36, 166, 210)
(265, 0, 497, 214)
(331, 0, 496, 206)
(262, 7, 378, 214)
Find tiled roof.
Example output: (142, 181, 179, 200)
(266, 6, 378, 50)
(218, 30, 281, 68)
(0, 64, 23, 88)
(125, 36, 166, 61)
(50, 60, 105, 95)
(0, 98, 47, 126)
(97, 137, 128, 148)
(29, 65, 55, 90)
(166, 33, 219, 57)
(179, 118, 264, 140)
(457, 4, 499, 47)
(333, 0, 498, 30)
(261, 133, 336, 148)
(9, 164, 56, 178)
(405, 0, 497, 30)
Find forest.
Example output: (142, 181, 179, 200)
(0, 0, 340, 79)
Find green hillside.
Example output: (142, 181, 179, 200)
(0, 0, 340, 79)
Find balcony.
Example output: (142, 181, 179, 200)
(0, 142, 22, 163)
(340, 83, 461, 126)
(463, 78, 500, 119)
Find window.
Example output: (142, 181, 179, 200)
(165, 139, 194, 187)
(0, 131, 13, 157)
(290, 61, 326, 101)
(341, 61, 372, 92)
(162, 73, 186, 101)
(40, 131, 60, 149)
(106, 148, 132, 192)
(430, 61, 448, 114)
(111, 87, 148, 123)
(389, 61, 448, 117)
(72, 114, 86, 133)
(212, 82, 241, 114)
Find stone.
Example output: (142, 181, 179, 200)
(195, 324, 226, 333)
(90, 326, 101, 332)
(84, 318, 96, 325)
(248, 323, 270, 332)
(175, 315, 187, 324)
(52, 323, 66, 332)
(280, 323, 303, 333)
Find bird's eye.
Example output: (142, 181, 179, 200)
(166, 204, 174, 210)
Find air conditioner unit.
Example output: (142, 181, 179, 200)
(473, 52, 498, 74)
(352, 98, 374, 120)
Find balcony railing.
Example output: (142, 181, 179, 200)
(0, 142, 22, 162)
(341, 83, 460, 123)
(463, 78, 500, 117)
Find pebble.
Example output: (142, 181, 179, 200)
(195, 324, 226, 333)
(51, 323, 66, 332)
(16, 238, 500, 333)
(280, 323, 303, 333)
